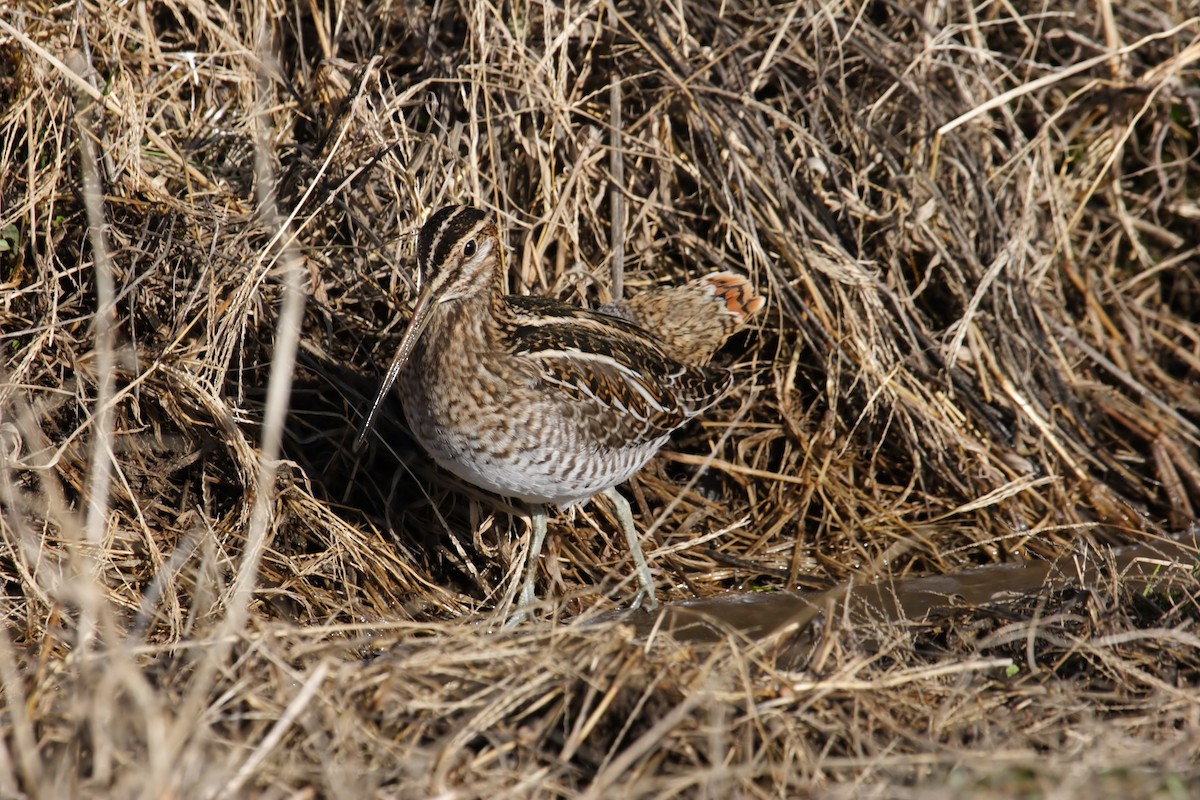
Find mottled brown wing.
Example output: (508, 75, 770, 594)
(505, 296, 731, 444)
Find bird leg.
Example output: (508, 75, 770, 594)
(507, 504, 548, 626)
(602, 488, 659, 611)
(508, 492, 659, 623)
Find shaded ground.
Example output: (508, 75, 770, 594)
(2, 0, 1199, 796)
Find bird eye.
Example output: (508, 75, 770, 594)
(463, 240, 477, 257)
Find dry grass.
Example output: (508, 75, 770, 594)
(2, 0, 1200, 796)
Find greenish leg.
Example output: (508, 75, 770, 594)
(603, 488, 659, 611)
(507, 504, 548, 626)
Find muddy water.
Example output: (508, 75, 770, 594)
(622, 534, 1199, 657)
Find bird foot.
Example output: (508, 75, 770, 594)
(504, 607, 530, 627)
(629, 587, 660, 612)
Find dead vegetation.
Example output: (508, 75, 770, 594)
(2, 0, 1199, 796)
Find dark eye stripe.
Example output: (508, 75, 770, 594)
(418, 206, 488, 272)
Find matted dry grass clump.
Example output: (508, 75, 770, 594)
(2, 0, 1199, 796)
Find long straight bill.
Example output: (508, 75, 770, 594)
(354, 283, 438, 450)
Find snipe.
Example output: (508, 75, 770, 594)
(357, 206, 763, 617)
